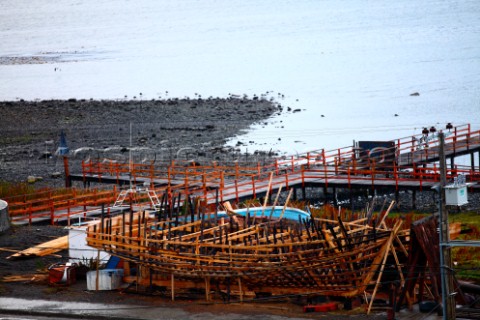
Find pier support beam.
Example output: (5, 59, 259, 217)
(472, 152, 478, 172)
(63, 156, 71, 188)
(412, 190, 416, 210)
(395, 191, 399, 209)
(478, 151, 480, 171)
(350, 192, 354, 213)
(333, 187, 338, 206)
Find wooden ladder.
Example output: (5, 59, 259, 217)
(147, 188, 161, 210)
(113, 190, 129, 207)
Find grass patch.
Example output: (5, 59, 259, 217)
(453, 247, 480, 282)
(42, 286, 70, 294)
(449, 211, 480, 231)
(0, 135, 33, 145)
(0, 181, 36, 199)
(447, 211, 480, 282)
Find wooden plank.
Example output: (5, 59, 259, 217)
(2, 273, 49, 283)
(0, 247, 20, 253)
(7, 235, 68, 260)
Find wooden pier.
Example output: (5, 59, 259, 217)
(5, 124, 480, 225)
(67, 123, 480, 207)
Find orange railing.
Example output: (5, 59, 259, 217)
(6, 187, 118, 225)
(5, 124, 480, 225)
(64, 123, 480, 212)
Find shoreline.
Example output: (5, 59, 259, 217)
(0, 98, 283, 187)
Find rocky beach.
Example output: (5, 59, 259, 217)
(0, 97, 282, 187)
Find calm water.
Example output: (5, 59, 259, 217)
(1, 0, 479, 156)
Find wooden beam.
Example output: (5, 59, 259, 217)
(7, 235, 68, 260)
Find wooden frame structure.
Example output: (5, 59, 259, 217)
(85, 202, 407, 301)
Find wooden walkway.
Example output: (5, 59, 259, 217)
(70, 124, 480, 201)
(397, 129, 480, 167)
(6, 124, 480, 225)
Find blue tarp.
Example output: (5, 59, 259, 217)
(56, 131, 69, 155)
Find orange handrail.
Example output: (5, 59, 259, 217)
(6, 123, 480, 225)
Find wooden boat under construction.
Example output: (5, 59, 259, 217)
(85, 198, 408, 300)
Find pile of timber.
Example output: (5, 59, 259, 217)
(86, 200, 408, 299)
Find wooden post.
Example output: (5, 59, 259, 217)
(50, 200, 54, 225)
(478, 151, 480, 172)
(235, 179, 239, 202)
(367, 221, 401, 314)
(67, 200, 71, 226)
(205, 277, 210, 301)
(202, 174, 207, 199)
(171, 273, 175, 301)
(251, 176, 256, 199)
(261, 172, 273, 216)
(269, 186, 282, 219)
(471, 153, 475, 172)
(238, 278, 243, 302)
(63, 156, 71, 188)
(279, 189, 294, 219)
(95, 250, 100, 291)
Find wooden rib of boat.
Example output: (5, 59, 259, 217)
(85, 202, 406, 298)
